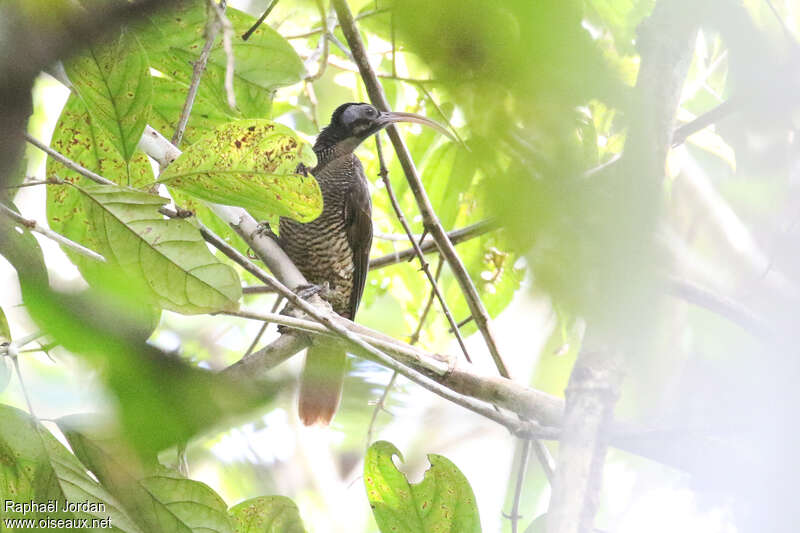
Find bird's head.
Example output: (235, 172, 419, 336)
(314, 102, 454, 160)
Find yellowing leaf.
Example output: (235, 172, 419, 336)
(159, 120, 321, 222)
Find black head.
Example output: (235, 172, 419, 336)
(314, 102, 454, 159)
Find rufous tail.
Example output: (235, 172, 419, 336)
(298, 344, 347, 426)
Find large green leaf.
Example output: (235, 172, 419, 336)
(65, 31, 152, 162)
(158, 119, 320, 222)
(59, 422, 234, 533)
(230, 496, 307, 533)
(47, 94, 153, 283)
(364, 441, 481, 533)
(56, 182, 240, 314)
(0, 404, 143, 532)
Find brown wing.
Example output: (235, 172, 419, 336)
(343, 157, 373, 320)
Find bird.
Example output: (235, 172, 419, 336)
(277, 102, 453, 425)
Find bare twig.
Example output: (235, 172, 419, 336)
(671, 99, 734, 147)
(24, 133, 114, 185)
(664, 275, 772, 338)
(242, 285, 277, 295)
(3, 179, 53, 189)
(243, 296, 284, 357)
(303, 0, 330, 82)
(242, 0, 280, 41)
(284, 7, 389, 39)
(365, 371, 398, 446)
(0, 202, 106, 263)
(369, 218, 497, 269)
(508, 438, 531, 533)
(332, 0, 510, 378)
(208, 0, 237, 110)
(532, 440, 555, 482)
(171, 1, 221, 147)
(417, 83, 466, 147)
(324, 55, 438, 84)
(374, 134, 472, 362)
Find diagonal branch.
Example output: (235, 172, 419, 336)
(0, 202, 106, 263)
(171, 0, 221, 147)
(369, 218, 497, 269)
(331, 0, 511, 379)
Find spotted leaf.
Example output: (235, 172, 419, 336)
(364, 441, 481, 533)
(158, 120, 321, 222)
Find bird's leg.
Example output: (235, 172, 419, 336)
(294, 281, 330, 301)
(253, 221, 280, 242)
(295, 162, 311, 177)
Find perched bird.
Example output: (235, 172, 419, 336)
(278, 102, 452, 425)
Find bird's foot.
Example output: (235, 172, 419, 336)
(254, 221, 279, 242)
(294, 281, 330, 301)
(295, 162, 310, 177)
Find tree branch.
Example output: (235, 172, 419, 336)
(171, 1, 221, 147)
(331, 0, 512, 379)
(0, 202, 106, 263)
(369, 218, 497, 270)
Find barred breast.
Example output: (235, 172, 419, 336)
(278, 154, 362, 317)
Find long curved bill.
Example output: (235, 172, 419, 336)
(377, 111, 457, 142)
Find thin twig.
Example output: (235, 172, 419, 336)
(664, 275, 772, 338)
(764, 0, 797, 46)
(209, 0, 237, 110)
(671, 99, 734, 147)
(284, 7, 389, 39)
(369, 218, 497, 269)
(171, 1, 221, 147)
(303, 0, 330, 82)
(242, 0, 280, 41)
(0, 202, 106, 263)
(508, 438, 531, 533)
(24, 133, 114, 185)
(417, 83, 466, 147)
(532, 439, 555, 482)
(243, 285, 277, 295)
(324, 56, 438, 84)
(365, 371, 397, 446)
(375, 134, 472, 362)
(243, 296, 284, 357)
(332, 0, 510, 378)
(3, 179, 53, 189)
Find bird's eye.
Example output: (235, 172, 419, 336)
(366, 107, 377, 117)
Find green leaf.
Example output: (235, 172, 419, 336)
(73, 183, 241, 314)
(159, 119, 321, 222)
(47, 94, 153, 284)
(134, 1, 304, 117)
(230, 496, 307, 533)
(0, 404, 143, 532)
(65, 31, 152, 161)
(149, 75, 238, 146)
(58, 421, 234, 533)
(364, 441, 481, 533)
